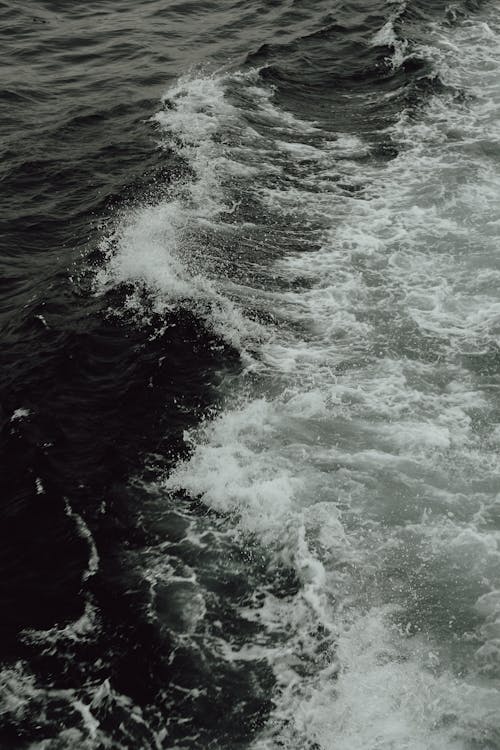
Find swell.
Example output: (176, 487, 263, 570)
(244, 0, 482, 139)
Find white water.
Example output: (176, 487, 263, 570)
(99, 8, 500, 750)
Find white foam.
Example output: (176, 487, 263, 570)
(64, 500, 99, 581)
(21, 505, 101, 649)
(1, 667, 161, 750)
(95, 11, 500, 745)
(160, 10, 500, 748)
(22, 600, 99, 647)
(256, 606, 500, 750)
(95, 72, 274, 355)
(10, 408, 31, 422)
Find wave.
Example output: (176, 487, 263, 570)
(84, 3, 500, 749)
(95, 73, 271, 358)
(156, 10, 500, 750)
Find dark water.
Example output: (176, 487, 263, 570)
(2, 1, 500, 748)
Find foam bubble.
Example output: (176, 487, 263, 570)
(95, 73, 274, 354)
(160, 10, 500, 748)
(94, 10, 500, 746)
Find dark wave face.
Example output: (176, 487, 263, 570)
(2, 0, 500, 748)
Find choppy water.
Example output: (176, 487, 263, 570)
(2, 0, 500, 748)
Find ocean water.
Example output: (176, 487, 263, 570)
(1, 0, 500, 748)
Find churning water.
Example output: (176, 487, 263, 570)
(1, 0, 500, 748)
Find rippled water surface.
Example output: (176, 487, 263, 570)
(1, 0, 500, 748)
